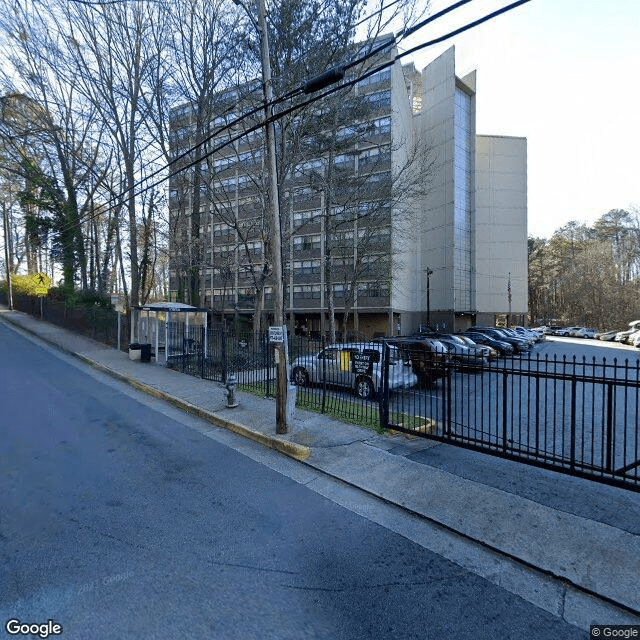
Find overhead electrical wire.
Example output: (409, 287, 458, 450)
(120, 0, 534, 209)
(106, 0, 422, 207)
(38, 0, 414, 237)
(43, 0, 463, 238)
(45, 0, 532, 249)
(47, 0, 410, 189)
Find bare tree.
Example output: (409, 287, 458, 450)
(0, 1, 130, 293)
(142, 0, 240, 306)
(62, 0, 162, 305)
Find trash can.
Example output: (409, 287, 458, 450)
(140, 343, 152, 363)
(128, 343, 142, 360)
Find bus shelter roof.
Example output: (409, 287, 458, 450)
(134, 302, 208, 313)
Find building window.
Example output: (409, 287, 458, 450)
(244, 241, 262, 256)
(371, 116, 391, 135)
(293, 285, 321, 299)
(358, 145, 391, 171)
(363, 90, 391, 110)
(292, 259, 320, 276)
(293, 234, 321, 251)
(292, 209, 320, 227)
(213, 223, 233, 237)
(356, 68, 391, 88)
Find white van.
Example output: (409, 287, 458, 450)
(291, 342, 417, 400)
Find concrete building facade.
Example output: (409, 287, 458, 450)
(168, 44, 528, 337)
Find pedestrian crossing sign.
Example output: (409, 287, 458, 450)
(33, 272, 51, 296)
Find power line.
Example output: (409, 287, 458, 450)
(44, 0, 532, 256)
(125, 0, 416, 200)
(345, 0, 476, 73)
(136, 0, 533, 205)
(55, 1, 477, 233)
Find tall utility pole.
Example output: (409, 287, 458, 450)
(236, 0, 288, 432)
(2, 205, 14, 310)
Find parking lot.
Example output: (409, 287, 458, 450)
(386, 334, 640, 489)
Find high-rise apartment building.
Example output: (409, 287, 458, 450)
(168, 44, 527, 336)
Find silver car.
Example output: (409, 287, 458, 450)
(291, 342, 417, 400)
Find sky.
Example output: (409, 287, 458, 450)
(402, 0, 640, 239)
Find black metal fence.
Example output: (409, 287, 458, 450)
(166, 322, 276, 395)
(1, 292, 127, 350)
(3, 293, 637, 493)
(383, 348, 640, 492)
(166, 329, 639, 491)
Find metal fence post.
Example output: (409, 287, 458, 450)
(502, 372, 508, 454)
(605, 382, 614, 473)
(321, 335, 327, 414)
(263, 332, 270, 397)
(182, 324, 186, 374)
(200, 325, 205, 379)
(222, 330, 227, 386)
(570, 376, 577, 470)
(379, 341, 390, 431)
(446, 367, 453, 438)
(535, 374, 540, 453)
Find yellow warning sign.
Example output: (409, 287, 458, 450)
(32, 272, 51, 296)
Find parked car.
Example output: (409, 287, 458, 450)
(386, 337, 450, 387)
(538, 325, 563, 335)
(497, 328, 535, 348)
(471, 327, 531, 352)
(611, 320, 640, 343)
(624, 329, 640, 345)
(614, 329, 639, 343)
(464, 330, 515, 356)
(569, 327, 598, 338)
(291, 342, 417, 400)
(455, 335, 499, 359)
(554, 326, 580, 337)
(432, 334, 493, 368)
(512, 326, 545, 342)
(595, 330, 620, 341)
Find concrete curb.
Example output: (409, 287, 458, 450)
(106, 369, 311, 462)
(0, 311, 311, 462)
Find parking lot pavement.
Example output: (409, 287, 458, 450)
(546, 334, 640, 355)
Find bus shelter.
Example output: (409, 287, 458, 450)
(130, 302, 208, 365)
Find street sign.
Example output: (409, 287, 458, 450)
(269, 325, 285, 343)
(32, 272, 51, 296)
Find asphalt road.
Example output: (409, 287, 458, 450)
(0, 322, 588, 640)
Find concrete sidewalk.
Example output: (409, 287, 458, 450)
(1, 306, 639, 629)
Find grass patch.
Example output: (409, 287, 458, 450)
(296, 394, 384, 432)
(237, 383, 431, 435)
(295, 394, 427, 435)
(238, 381, 270, 398)
(387, 413, 430, 431)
